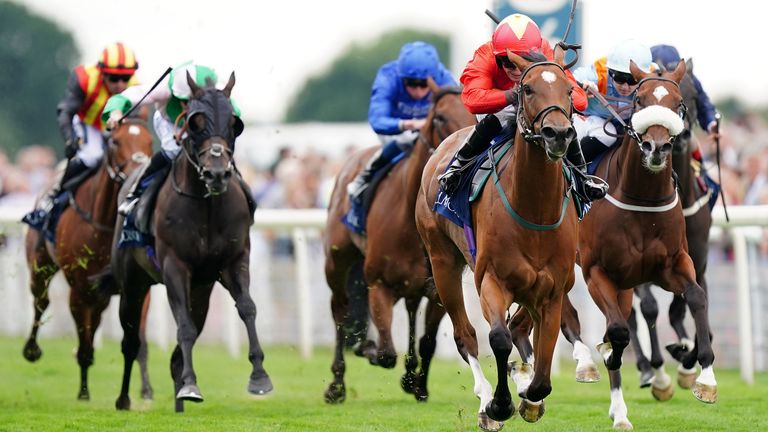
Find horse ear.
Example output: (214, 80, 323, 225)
(553, 43, 565, 67)
(186, 71, 203, 98)
(223, 71, 236, 98)
(506, 49, 530, 73)
(685, 58, 694, 74)
(629, 60, 650, 83)
(427, 76, 440, 94)
(668, 58, 687, 83)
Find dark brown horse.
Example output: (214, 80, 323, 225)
(416, 48, 579, 431)
(112, 72, 272, 412)
(23, 117, 154, 401)
(576, 60, 716, 429)
(628, 61, 714, 396)
(323, 80, 475, 404)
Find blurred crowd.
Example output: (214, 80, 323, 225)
(2, 113, 768, 255)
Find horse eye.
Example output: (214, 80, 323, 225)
(523, 85, 533, 96)
(189, 115, 205, 133)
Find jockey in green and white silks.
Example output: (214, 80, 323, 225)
(101, 61, 241, 215)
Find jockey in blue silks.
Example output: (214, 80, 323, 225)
(347, 41, 458, 203)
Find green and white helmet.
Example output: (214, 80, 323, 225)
(169, 61, 218, 100)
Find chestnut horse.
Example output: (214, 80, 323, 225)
(576, 60, 716, 430)
(323, 81, 475, 403)
(111, 72, 272, 412)
(628, 61, 714, 395)
(23, 117, 153, 400)
(416, 48, 579, 431)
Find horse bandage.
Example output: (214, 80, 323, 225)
(631, 105, 684, 136)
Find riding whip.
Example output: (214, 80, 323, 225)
(485, 9, 501, 24)
(117, 66, 173, 123)
(713, 111, 730, 221)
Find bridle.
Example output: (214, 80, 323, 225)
(515, 61, 574, 146)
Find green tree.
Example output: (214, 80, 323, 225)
(0, 1, 79, 157)
(284, 29, 450, 123)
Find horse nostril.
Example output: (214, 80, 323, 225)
(564, 127, 576, 143)
(541, 126, 556, 141)
(641, 141, 653, 152)
(201, 169, 215, 180)
(661, 142, 673, 152)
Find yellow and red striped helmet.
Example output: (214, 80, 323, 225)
(492, 14, 543, 57)
(98, 42, 138, 74)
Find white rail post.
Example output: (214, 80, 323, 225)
(731, 228, 754, 384)
(292, 228, 313, 359)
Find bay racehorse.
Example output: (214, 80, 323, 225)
(416, 48, 579, 431)
(323, 80, 475, 403)
(577, 60, 716, 430)
(111, 72, 272, 412)
(23, 117, 153, 401)
(628, 60, 714, 395)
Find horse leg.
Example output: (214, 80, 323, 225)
(162, 254, 203, 405)
(366, 280, 397, 368)
(507, 307, 536, 398)
(137, 291, 154, 400)
(629, 284, 655, 388)
(220, 252, 273, 396)
(400, 297, 420, 396)
(115, 276, 151, 411)
(661, 254, 717, 403)
(606, 368, 632, 430)
(70, 287, 110, 401)
(560, 294, 600, 383)
(477, 272, 514, 423)
(23, 245, 57, 362)
(667, 294, 696, 388)
(633, 284, 673, 399)
(410, 295, 445, 402)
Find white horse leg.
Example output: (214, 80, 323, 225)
(650, 366, 674, 401)
(469, 355, 504, 431)
(573, 340, 601, 382)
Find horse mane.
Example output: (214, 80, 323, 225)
(430, 86, 462, 104)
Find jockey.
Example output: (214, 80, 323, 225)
(102, 61, 243, 215)
(346, 41, 458, 203)
(651, 44, 719, 164)
(572, 39, 654, 163)
(437, 14, 606, 202)
(51, 42, 139, 201)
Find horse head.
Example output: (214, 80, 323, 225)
(108, 117, 153, 183)
(506, 45, 576, 160)
(183, 71, 244, 196)
(423, 77, 473, 148)
(629, 59, 687, 172)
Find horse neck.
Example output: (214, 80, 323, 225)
(615, 136, 675, 200)
(402, 136, 432, 211)
(86, 160, 120, 224)
(503, 133, 566, 221)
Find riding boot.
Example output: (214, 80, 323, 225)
(118, 152, 170, 216)
(438, 114, 502, 195)
(41, 157, 88, 211)
(347, 141, 401, 204)
(567, 137, 608, 201)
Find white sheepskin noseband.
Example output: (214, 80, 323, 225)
(631, 105, 684, 135)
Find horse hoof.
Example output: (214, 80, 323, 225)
(248, 375, 274, 396)
(115, 395, 131, 411)
(477, 412, 504, 432)
(638, 370, 654, 388)
(485, 399, 514, 422)
(22, 340, 42, 362)
(176, 384, 204, 402)
(677, 370, 696, 389)
(323, 383, 346, 404)
(401, 373, 416, 394)
(77, 389, 90, 401)
(414, 390, 428, 403)
(612, 419, 634, 430)
(651, 382, 674, 401)
(575, 365, 601, 383)
(354, 340, 376, 358)
(692, 382, 717, 404)
(141, 386, 154, 401)
(518, 399, 545, 423)
(373, 352, 397, 369)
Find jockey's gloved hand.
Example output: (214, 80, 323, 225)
(64, 138, 80, 159)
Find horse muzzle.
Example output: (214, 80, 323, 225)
(200, 165, 233, 196)
(541, 124, 575, 160)
(641, 139, 673, 172)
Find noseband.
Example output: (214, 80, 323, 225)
(515, 62, 573, 145)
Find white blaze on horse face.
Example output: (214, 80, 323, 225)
(128, 125, 141, 136)
(653, 85, 669, 102)
(541, 70, 557, 84)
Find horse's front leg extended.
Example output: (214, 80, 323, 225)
(367, 281, 397, 368)
(479, 273, 514, 423)
(220, 251, 273, 396)
(162, 253, 201, 402)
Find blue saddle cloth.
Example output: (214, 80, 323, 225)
(342, 150, 409, 235)
(21, 191, 69, 243)
(117, 174, 159, 249)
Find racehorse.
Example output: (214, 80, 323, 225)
(111, 72, 272, 412)
(416, 48, 579, 431)
(22, 117, 154, 401)
(323, 80, 475, 404)
(628, 60, 714, 395)
(576, 60, 716, 429)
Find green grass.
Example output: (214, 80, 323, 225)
(0, 337, 765, 431)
